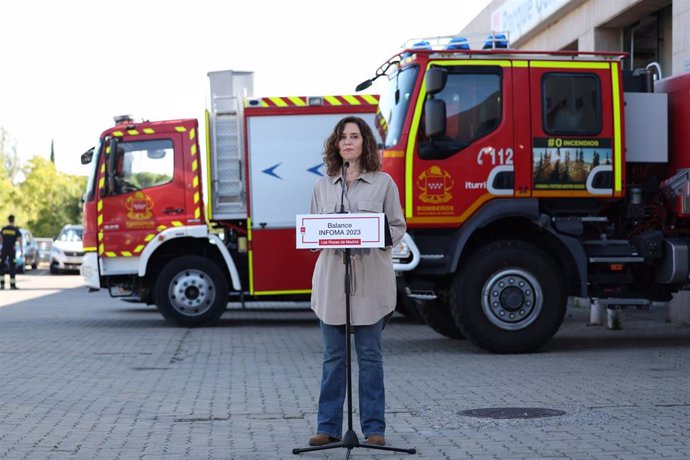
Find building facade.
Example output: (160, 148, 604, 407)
(463, 0, 689, 80)
(462, 0, 690, 324)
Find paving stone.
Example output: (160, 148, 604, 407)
(1, 274, 689, 458)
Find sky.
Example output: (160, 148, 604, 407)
(0, 0, 491, 177)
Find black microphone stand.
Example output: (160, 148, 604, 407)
(293, 162, 415, 458)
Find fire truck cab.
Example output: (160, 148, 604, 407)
(365, 34, 690, 353)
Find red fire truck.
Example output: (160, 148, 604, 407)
(357, 34, 690, 353)
(79, 71, 405, 326)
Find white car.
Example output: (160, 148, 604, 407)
(50, 225, 85, 274)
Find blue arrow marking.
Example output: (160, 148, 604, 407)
(262, 163, 282, 179)
(308, 163, 324, 176)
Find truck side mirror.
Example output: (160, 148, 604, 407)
(81, 147, 94, 165)
(424, 99, 447, 138)
(425, 68, 448, 96)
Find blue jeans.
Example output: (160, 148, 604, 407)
(316, 319, 385, 439)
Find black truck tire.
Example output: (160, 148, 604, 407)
(450, 240, 566, 353)
(415, 295, 465, 340)
(154, 256, 229, 327)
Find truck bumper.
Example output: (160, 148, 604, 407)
(80, 253, 101, 289)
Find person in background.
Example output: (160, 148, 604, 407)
(0, 214, 22, 290)
(307, 116, 406, 447)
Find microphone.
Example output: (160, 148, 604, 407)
(339, 161, 349, 214)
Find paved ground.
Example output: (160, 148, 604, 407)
(0, 271, 689, 459)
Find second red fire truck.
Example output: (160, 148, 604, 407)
(79, 71, 413, 326)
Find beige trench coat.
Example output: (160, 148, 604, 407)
(309, 171, 406, 325)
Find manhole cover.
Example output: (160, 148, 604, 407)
(458, 407, 566, 419)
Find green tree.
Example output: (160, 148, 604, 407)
(0, 171, 17, 224)
(18, 157, 86, 237)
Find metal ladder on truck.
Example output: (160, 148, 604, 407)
(207, 70, 254, 220)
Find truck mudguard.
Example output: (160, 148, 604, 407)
(137, 225, 242, 291)
(446, 198, 588, 297)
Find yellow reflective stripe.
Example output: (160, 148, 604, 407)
(324, 96, 342, 106)
(362, 94, 379, 105)
(288, 96, 306, 106)
(105, 251, 117, 257)
(157, 225, 167, 232)
(83, 247, 97, 252)
(134, 245, 145, 253)
(145, 234, 155, 242)
(98, 244, 104, 254)
(342, 95, 362, 105)
(194, 191, 200, 203)
(97, 215, 103, 225)
(190, 129, 196, 141)
(175, 126, 187, 132)
(531, 61, 610, 69)
(405, 74, 429, 217)
(192, 176, 199, 187)
(121, 251, 132, 257)
(112, 131, 123, 137)
(192, 159, 198, 172)
(205, 109, 214, 220)
(100, 163, 105, 173)
(191, 144, 197, 156)
(143, 128, 155, 134)
(254, 289, 312, 295)
(127, 129, 139, 135)
(194, 208, 201, 219)
(512, 60, 529, 68)
(97, 200, 103, 211)
(172, 221, 183, 227)
(269, 97, 288, 107)
(98, 177, 105, 188)
(611, 62, 623, 193)
(248, 217, 254, 294)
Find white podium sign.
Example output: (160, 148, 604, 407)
(296, 213, 386, 249)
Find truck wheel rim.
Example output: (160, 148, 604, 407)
(168, 269, 215, 317)
(481, 269, 543, 331)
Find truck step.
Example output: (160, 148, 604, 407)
(406, 290, 438, 301)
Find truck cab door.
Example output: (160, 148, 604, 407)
(98, 134, 185, 258)
(410, 61, 515, 225)
(528, 62, 622, 198)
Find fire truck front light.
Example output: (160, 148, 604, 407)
(308, 97, 323, 106)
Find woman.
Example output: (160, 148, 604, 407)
(308, 116, 406, 447)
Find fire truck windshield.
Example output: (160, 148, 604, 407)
(377, 65, 419, 149)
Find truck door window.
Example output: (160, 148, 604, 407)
(108, 139, 174, 195)
(543, 73, 601, 135)
(420, 68, 502, 157)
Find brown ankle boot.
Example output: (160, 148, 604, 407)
(308, 434, 339, 446)
(365, 435, 385, 446)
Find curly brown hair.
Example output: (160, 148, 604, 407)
(323, 116, 380, 177)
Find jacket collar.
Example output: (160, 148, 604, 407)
(331, 170, 375, 185)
